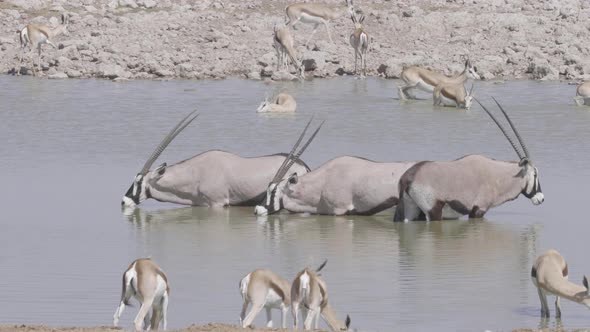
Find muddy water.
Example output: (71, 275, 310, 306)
(0, 76, 589, 332)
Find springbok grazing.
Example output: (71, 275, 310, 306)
(574, 81, 590, 106)
(113, 258, 170, 331)
(349, 13, 369, 77)
(17, 13, 69, 76)
(121, 111, 313, 208)
(285, 0, 355, 46)
(394, 98, 544, 222)
(291, 260, 351, 331)
(398, 59, 480, 100)
(257, 91, 297, 113)
(433, 83, 474, 110)
(254, 156, 415, 216)
(273, 25, 305, 80)
(531, 249, 590, 318)
(239, 269, 291, 328)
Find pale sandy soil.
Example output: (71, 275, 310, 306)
(0, 325, 319, 332)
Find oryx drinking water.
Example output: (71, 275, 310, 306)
(394, 98, 544, 222)
(122, 111, 313, 208)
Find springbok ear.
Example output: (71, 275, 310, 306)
(288, 173, 298, 185)
(518, 158, 530, 167)
(155, 163, 167, 176)
(584, 275, 589, 291)
(344, 315, 351, 329)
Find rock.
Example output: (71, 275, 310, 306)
(247, 70, 261, 80)
(402, 6, 423, 18)
(176, 63, 193, 78)
(527, 58, 559, 80)
(137, 0, 157, 8)
(97, 64, 130, 79)
(66, 69, 82, 78)
(0, 37, 15, 45)
(303, 51, 327, 71)
(257, 52, 276, 68)
(378, 56, 424, 79)
(5, 0, 46, 10)
(118, 0, 138, 9)
(48, 72, 68, 79)
(155, 68, 174, 77)
(271, 71, 297, 81)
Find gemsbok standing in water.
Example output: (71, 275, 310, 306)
(239, 269, 291, 328)
(291, 260, 351, 331)
(574, 81, 590, 106)
(121, 111, 315, 208)
(113, 258, 170, 331)
(531, 249, 590, 318)
(394, 98, 544, 222)
(349, 12, 369, 77)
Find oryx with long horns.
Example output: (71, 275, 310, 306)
(122, 111, 314, 208)
(394, 98, 544, 222)
(254, 156, 415, 216)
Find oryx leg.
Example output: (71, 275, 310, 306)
(265, 307, 273, 328)
(242, 302, 264, 328)
(397, 193, 423, 222)
(468, 206, 486, 219)
(427, 201, 445, 221)
(537, 287, 550, 318)
(134, 297, 155, 331)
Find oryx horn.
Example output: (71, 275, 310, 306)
(491, 97, 530, 159)
(474, 98, 524, 160)
(140, 110, 199, 175)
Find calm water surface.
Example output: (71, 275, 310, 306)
(0, 77, 589, 332)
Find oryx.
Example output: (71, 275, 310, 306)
(254, 156, 415, 216)
(122, 111, 313, 208)
(394, 98, 544, 222)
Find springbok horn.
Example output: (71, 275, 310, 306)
(272, 117, 315, 182)
(491, 97, 530, 159)
(474, 98, 524, 160)
(140, 110, 199, 175)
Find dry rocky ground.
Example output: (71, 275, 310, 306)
(1, 0, 590, 81)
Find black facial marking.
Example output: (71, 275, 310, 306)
(124, 175, 143, 205)
(531, 266, 537, 278)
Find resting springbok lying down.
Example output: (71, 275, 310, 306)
(239, 269, 291, 328)
(433, 83, 474, 110)
(257, 91, 297, 113)
(254, 156, 415, 216)
(349, 12, 369, 77)
(273, 25, 305, 80)
(291, 260, 351, 331)
(113, 258, 170, 331)
(531, 249, 590, 318)
(394, 98, 544, 222)
(121, 111, 313, 208)
(285, 0, 355, 46)
(574, 81, 590, 106)
(398, 59, 480, 100)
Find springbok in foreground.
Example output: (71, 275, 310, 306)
(349, 13, 369, 77)
(291, 260, 351, 331)
(574, 81, 590, 106)
(113, 258, 170, 331)
(239, 269, 291, 328)
(286, 0, 354, 46)
(254, 156, 415, 216)
(531, 249, 590, 318)
(17, 13, 69, 76)
(121, 111, 312, 208)
(433, 83, 474, 110)
(394, 98, 544, 222)
(398, 59, 480, 100)
(273, 25, 305, 80)
(257, 91, 297, 113)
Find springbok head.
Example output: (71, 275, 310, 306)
(464, 84, 475, 110)
(463, 58, 480, 80)
(350, 11, 365, 29)
(257, 90, 280, 113)
(476, 98, 544, 205)
(122, 111, 199, 207)
(57, 13, 70, 36)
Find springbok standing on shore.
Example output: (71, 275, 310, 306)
(113, 258, 170, 331)
(239, 269, 291, 328)
(398, 59, 480, 100)
(531, 249, 590, 318)
(257, 90, 297, 113)
(273, 25, 305, 80)
(285, 0, 354, 46)
(291, 260, 351, 331)
(349, 13, 369, 77)
(394, 98, 544, 222)
(574, 81, 590, 106)
(433, 83, 474, 110)
(17, 13, 69, 76)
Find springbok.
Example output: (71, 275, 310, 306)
(398, 59, 480, 100)
(531, 249, 590, 318)
(349, 13, 369, 77)
(574, 81, 590, 106)
(121, 111, 313, 208)
(257, 91, 297, 113)
(394, 98, 544, 222)
(113, 258, 170, 331)
(291, 260, 351, 331)
(239, 269, 291, 328)
(273, 25, 305, 80)
(17, 13, 69, 76)
(433, 83, 474, 110)
(285, 0, 354, 46)
(254, 156, 415, 216)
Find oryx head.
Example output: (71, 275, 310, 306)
(254, 118, 324, 216)
(476, 98, 544, 205)
(464, 59, 480, 80)
(122, 111, 199, 208)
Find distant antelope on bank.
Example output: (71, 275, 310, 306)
(17, 13, 69, 76)
(574, 81, 590, 106)
(398, 59, 480, 100)
(285, 0, 354, 46)
(433, 83, 474, 110)
(531, 249, 590, 318)
(349, 13, 369, 77)
(291, 260, 350, 331)
(273, 25, 305, 80)
(113, 258, 170, 331)
(239, 269, 291, 328)
(257, 91, 297, 113)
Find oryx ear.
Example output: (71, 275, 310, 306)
(518, 158, 530, 167)
(155, 163, 167, 176)
(288, 173, 298, 185)
(584, 275, 589, 292)
(344, 315, 351, 329)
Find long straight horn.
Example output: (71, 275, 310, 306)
(272, 117, 315, 182)
(491, 97, 530, 159)
(280, 120, 324, 175)
(140, 110, 199, 175)
(474, 98, 524, 160)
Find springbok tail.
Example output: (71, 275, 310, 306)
(121, 270, 135, 306)
(239, 273, 251, 299)
(316, 259, 328, 273)
(299, 271, 310, 297)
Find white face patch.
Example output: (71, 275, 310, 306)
(122, 196, 137, 208)
(254, 205, 268, 216)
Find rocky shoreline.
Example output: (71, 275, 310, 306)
(0, 0, 589, 81)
